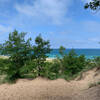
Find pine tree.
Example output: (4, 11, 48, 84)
(1, 30, 33, 80)
(33, 34, 51, 76)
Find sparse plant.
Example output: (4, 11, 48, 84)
(89, 81, 100, 88)
(89, 82, 97, 88)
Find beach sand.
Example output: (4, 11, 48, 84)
(0, 68, 100, 100)
(0, 55, 54, 61)
(0, 55, 9, 59)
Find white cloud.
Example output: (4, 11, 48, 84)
(82, 0, 92, 3)
(0, 25, 12, 33)
(15, 0, 72, 25)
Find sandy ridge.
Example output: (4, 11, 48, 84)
(0, 69, 100, 100)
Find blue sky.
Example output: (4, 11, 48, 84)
(0, 0, 100, 48)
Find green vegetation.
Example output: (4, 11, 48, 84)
(33, 34, 51, 76)
(0, 30, 33, 81)
(93, 57, 100, 69)
(0, 30, 100, 83)
(84, 0, 100, 10)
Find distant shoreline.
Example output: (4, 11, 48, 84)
(0, 49, 100, 59)
(0, 55, 55, 61)
(0, 55, 9, 59)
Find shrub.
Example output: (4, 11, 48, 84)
(97, 81, 100, 85)
(60, 49, 87, 80)
(0, 30, 34, 81)
(41, 60, 61, 80)
(82, 58, 95, 72)
(0, 58, 11, 74)
(33, 34, 51, 76)
(20, 60, 38, 78)
(94, 57, 100, 69)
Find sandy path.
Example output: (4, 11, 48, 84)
(0, 69, 100, 100)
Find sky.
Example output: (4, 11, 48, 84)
(0, 0, 100, 48)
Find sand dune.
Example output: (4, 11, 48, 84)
(0, 68, 100, 100)
(74, 85, 100, 100)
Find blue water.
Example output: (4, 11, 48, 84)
(1, 49, 100, 59)
(48, 49, 100, 59)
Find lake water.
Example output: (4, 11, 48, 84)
(48, 49, 100, 59)
(0, 49, 100, 59)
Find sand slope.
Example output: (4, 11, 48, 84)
(0, 68, 100, 100)
(74, 85, 100, 100)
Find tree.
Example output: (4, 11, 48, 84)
(33, 34, 51, 76)
(84, 0, 100, 10)
(59, 46, 66, 57)
(58, 46, 66, 75)
(1, 30, 33, 80)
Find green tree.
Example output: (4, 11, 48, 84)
(59, 46, 66, 57)
(84, 0, 100, 10)
(1, 30, 33, 81)
(33, 34, 51, 76)
(63, 50, 86, 78)
(58, 46, 66, 75)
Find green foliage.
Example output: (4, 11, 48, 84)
(57, 46, 66, 75)
(0, 30, 33, 81)
(97, 81, 100, 85)
(57, 48, 87, 80)
(20, 60, 38, 78)
(41, 60, 60, 80)
(63, 50, 86, 78)
(59, 46, 66, 57)
(40, 49, 88, 80)
(0, 30, 99, 83)
(93, 57, 100, 69)
(33, 34, 51, 76)
(84, 0, 100, 10)
(0, 59, 11, 74)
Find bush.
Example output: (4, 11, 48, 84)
(20, 60, 38, 78)
(82, 58, 95, 72)
(41, 60, 61, 80)
(60, 50, 87, 80)
(94, 57, 100, 69)
(40, 49, 88, 81)
(0, 58, 11, 74)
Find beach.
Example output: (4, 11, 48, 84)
(0, 55, 9, 59)
(0, 55, 55, 61)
